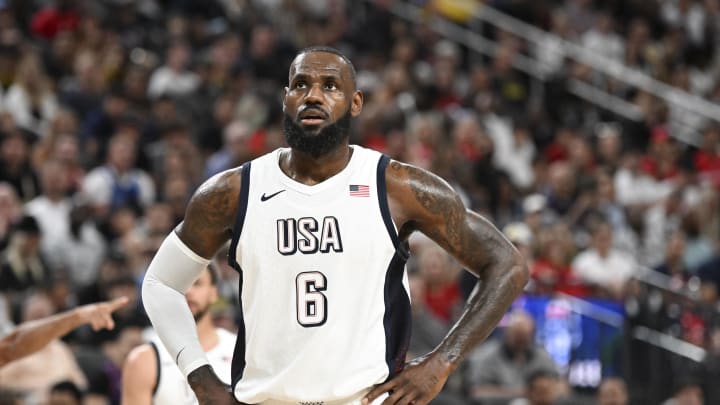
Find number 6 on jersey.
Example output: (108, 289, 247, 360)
(296, 271, 327, 327)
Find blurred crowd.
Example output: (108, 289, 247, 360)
(0, 0, 719, 404)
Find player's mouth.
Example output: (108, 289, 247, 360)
(298, 108, 328, 126)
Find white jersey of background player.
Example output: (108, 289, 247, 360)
(122, 266, 236, 404)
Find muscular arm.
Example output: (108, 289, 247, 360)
(141, 169, 241, 404)
(388, 161, 527, 363)
(176, 169, 241, 258)
(121, 345, 156, 405)
(365, 161, 528, 404)
(0, 297, 128, 367)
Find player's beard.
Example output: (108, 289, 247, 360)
(283, 108, 352, 158)
(192, 303, 210, 322)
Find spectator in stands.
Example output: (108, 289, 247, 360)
(24, 160, 71, 256)
(0, 183, 22, 249)
(544, 161, 578, 218)
(467, 310, 558, 402)
(597, 377, 628, 405)
(0, 216, 51, 298)
(82, 134, 155, 220)
(204, 120, 253, 179)
(3, 50, 58, 136)
(662, 379, 705, 405)
(582, 12, 624, 61)
(509, 369, 562, 405)
(0, 131, 39, 202)
(656, 230, 690, 282)
(571, 221, 637, 299)
(680, 210, 715, 274)
(643, 188, 685, 268)
(415, 242, 463, 324)
(147, 40, 199, 99)
(531, 223, 588, 297)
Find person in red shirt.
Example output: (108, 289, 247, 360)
(694, 125, 720, 188)
(416, 243, 462, 323)
(30, 0, 80, 40)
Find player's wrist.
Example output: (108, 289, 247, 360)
(430, 347, 460, 374)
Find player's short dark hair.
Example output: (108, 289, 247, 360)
(295, 45, 357, 84)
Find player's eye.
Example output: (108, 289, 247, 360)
(294, 81, 307, 89)
(324, 82, 337, 90)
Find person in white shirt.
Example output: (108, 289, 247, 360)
(25, 160, 106, 286)
(82, 134, 155, 219)
(147, 40, 200, 99)
(571, 222, 637, 299)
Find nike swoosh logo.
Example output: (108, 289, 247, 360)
(261, 190, 286, 201)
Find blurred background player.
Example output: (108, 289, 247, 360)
(122, 265, 235, 405)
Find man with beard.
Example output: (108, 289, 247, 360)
(122, 265, 235, 404)
(142, 46, 528, 405)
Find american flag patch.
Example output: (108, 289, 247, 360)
(349, 184, 370, 197)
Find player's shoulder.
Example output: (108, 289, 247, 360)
(123, 343, 158, 385)
(384, 159, 457, 204)
(196, 167, 244, 198)
(185, 166, 246, 223)
(125, 343, 157, 368)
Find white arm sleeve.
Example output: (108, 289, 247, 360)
(142, 231, 211, 378)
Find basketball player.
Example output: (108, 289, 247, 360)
(121, 265, 235, 404)
(142, 46, 528, 405)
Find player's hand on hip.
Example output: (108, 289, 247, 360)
(77, 296, 129, 331)
(362, 353, 452, 405)
(189, 365, 244, 405)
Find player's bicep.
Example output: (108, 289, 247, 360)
(176, 169, 242, 258)
(121, 345, 156, 405)
(387, 161, 516, 276)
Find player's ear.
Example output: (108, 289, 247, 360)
(350, 90, 363, 117)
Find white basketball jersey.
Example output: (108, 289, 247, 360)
(151, 328, 236, 405)
(228, 145, 411, 403)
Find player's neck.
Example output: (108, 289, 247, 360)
(196, 314, 219, 352)
(283, 144, 353, 185)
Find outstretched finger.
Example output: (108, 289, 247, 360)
(103, 313, 116, 330)
(363, 379, 396, 405)
(107, 296, 129, 311)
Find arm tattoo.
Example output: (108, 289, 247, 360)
(389, 160, 528, 367)
(392, 161, 479, 266)
(178, 170, 240, 257)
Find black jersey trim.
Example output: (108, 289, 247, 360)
(228, 163, 249, 392)
(376, 155, 409, 260)
(228, 162, 251, 274)
(230, 274, 247, 390)
(149, 342, 161, 396)
(382, 251, 411, 380)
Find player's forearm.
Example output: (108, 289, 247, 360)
(0, 309, 83, 366)
(142, 232, 210, 377)
(435, 255, 527, 368)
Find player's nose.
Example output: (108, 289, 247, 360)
(305, 83, 324, 104)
